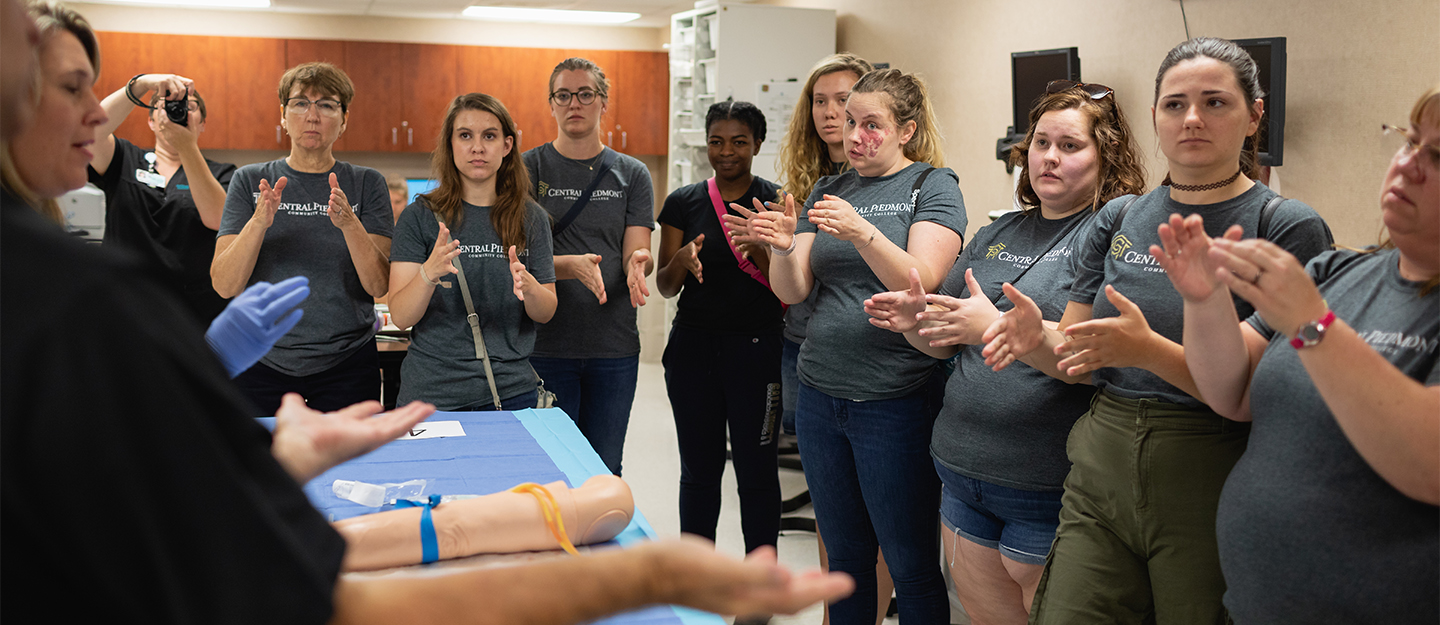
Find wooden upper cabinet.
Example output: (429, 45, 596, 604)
(401, 44, 460, 154)
(459, 46, 557, 156)
(223, 37, 287, 150)
(342, 41, 405, 152)
(95, 33, 670, 157)
(611, 51, 669, 155)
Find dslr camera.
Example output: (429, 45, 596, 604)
(164, 88, 191, 127)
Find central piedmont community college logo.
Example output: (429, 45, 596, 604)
(986, 243, 1006, 259)
(1109, 234, 1133, 259)
(537, 181, 550, 198)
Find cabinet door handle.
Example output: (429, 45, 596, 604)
(518, 129, 523, 147)
(622, 131, 627, 150)
(607, 131, 613, 146)
(407, 127, 413, 146)
(392, 128, 398, 145)
(275, 125, 281, 144)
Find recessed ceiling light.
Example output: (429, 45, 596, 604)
(462, 6, 640, 24)
(99, 0, 270, 7)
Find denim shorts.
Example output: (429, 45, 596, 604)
(934, 457, 1063, 566)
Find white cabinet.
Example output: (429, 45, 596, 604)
(668, 3, 836, 191)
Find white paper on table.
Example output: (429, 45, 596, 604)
(397, 420, 466, 441)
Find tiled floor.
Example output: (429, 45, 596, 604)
(621, 361, 970, 624)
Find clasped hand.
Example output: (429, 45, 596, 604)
(723, 194, 797, 251)
(810, 194, 873, 244)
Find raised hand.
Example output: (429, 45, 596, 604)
(270, 394, 436, 484)
(980, 283, 1045, 371)
(1152, 213, 1243, 302)
(326, 172, 359, 230)
(509, 245, 533, 301)
(916, 268, 1003, 347)
(865, 267, 927, 333)
(627, 248, 653, 307)
(745, 193, 799, 251)
(1054, 285, 1158, 376)
(1208, 236, 1327, 336)
(672, 233, 705, 283)
(809, 194, 873, 244)
(722, 200, 759, 244)
(641, 538, 854, 618)
(251, 176, 287, 228)
(132, 73, 193, 106)
(423, 221, 460, 285)
(205, 276, 311, 377)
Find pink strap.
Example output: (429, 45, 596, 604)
(707, 177, 772, 290)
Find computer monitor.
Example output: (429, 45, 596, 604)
(405, 178, 439, 204)
(1011, 47, 1082, 135)
(1234, 37, 1287, 167)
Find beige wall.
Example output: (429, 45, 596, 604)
(69, 2, 666, 50)
(762, 0, 1439, 248)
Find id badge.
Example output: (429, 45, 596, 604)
(135, 169, 165, 188)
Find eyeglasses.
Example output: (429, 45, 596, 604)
(1046, 80, 1114, 100)
(549, 89, 600, 106)
(1383, 123, 1440, 171)
(285, 98, 344, 117)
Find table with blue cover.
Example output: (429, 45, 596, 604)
(300, 408, 725, 625)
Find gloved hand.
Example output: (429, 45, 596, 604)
(206, 276, 310, 377)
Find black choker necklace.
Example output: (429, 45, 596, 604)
(1170, 170, 1242, 192)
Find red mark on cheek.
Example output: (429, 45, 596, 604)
(859, 128, 886, 157)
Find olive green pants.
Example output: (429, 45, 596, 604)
(1029, 389, 1250, 625)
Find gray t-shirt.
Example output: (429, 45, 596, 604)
(932, 208, 1098, 491)
(1219, 248, 1439, 624)
(796, 163, 967, 400)
(218, 159, 393, 376)
(522, 144, 654, 359)
(389, 200, 556, 410)
(1070, 183, 1332, 405)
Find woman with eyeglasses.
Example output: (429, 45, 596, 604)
(87, 74, 234, 324)
(387, 93, 556, 412)
(212, 61, 394, 416)
(1149, 86, 1438, 625)
(736, 68, 965, 624)
(522, 57, 655, 476)
(982, 38, 1333, 622)
(865, 81, 1146, 623)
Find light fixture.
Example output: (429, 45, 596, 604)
(98, 0, 270, 7)
(462, 6, 640, 24)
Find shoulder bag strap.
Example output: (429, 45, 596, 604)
(551, 149, 618, 237)
(1105, 194, 1142, 249)
(1258, 194, 1285, 241)
(1003, 210, 1091, 291)
(909, 166, 936, 213)
(707, 177, 772, 290)
(435, 212, 502, 410)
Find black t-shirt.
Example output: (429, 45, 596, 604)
(88, 137, 237, 322)
(1, 197, 345, 624)
(658, 176, 784, 332)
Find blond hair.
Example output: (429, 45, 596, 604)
(776, 54, 872, 200)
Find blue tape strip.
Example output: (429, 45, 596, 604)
(395, 494, 443, 564)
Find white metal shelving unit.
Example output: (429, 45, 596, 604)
(667, 3, 836, 192)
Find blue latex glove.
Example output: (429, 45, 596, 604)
(205, 276, 310, 377)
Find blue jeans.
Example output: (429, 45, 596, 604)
(934, 458, 1063, 566)
(531, 355, 639, 476)
(796, 382, 948, 624)
(780, 337, 801, 435)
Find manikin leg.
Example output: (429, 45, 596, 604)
(335, 474, 634, 571)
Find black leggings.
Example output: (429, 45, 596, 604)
(662, 325, 782, 553)
(233, 338, 380, 416)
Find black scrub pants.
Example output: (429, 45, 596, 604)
(662, 324, 782, 554)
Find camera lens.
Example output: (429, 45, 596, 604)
(165, 99, 189, 127)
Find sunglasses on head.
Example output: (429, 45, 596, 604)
(1046, 80, 1114, 100)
